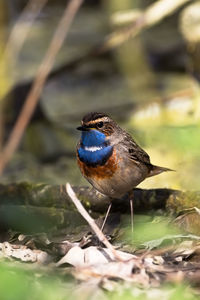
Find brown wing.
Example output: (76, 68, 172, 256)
(122, 132, 173, 177)
(122, 132, 151, 166)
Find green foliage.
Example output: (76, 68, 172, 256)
(0, 262, 198, 300)
(123, 215, 180, 247)
(151, 126, 200, 155)
(108, 284, 199, 300)
(169, 285, 198, 300)
(0, 263, 71, 300)
(133, 125, 200, 155)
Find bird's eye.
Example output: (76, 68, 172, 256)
(97, 121, 104, 128)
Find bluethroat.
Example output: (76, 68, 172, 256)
(76, 112, 172, 201)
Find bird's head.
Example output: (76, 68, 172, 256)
(77, 112, 116, 136)
(77, 112, 118, 147)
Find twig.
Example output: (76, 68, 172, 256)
(0, 0, 48, 150)
(37, 0, 191, 78)
(3, 0, 191, 101)
(66, 183, 123, 261)
(100, 0, 191, 51)
(2, 0, 48, 67)
(101, 203, 112, 232)
(0, 0, 83, 175)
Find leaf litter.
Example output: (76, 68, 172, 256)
(1, 183, 200, 299)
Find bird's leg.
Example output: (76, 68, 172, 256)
(129, 191, 134, 235)
(101, 203, 112, 232)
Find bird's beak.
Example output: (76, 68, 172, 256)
(76, 125, 89, 131)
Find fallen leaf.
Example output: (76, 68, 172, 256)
(0, 242, 51, 264)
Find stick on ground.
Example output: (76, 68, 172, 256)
(66, 183, 123, 261)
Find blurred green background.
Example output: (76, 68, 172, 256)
(0, 0, 200, 191)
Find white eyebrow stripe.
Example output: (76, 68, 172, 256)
(84, 146, 103, 152)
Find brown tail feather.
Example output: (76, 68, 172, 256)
(147, 165, 174, 177)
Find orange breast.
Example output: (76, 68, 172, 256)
(77, 148, 118, 179)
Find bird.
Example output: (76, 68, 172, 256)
(76, 112, 172, 230)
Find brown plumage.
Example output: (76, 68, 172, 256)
(76, 112, 173, 199)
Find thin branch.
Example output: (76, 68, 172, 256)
(100, 0, 191, 51)
(66, 183, 123, 261)
(38, 0, 192, 78)
(0, 0, 83, 175)
(0, 0, 48, 150)
(2, 0, 48, 66)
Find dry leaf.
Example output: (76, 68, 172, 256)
(0, 242, 51, 264)
(57, 246, 135, 267)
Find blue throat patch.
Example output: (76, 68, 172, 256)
(78, 130, 113, 166)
